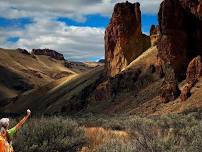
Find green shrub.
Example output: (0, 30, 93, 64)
(78, 113, 202, 152)
(97, 139, 136, 152)
(12, 116, 88, 152)
(8, 111, 202, 152)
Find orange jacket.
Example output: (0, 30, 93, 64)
(0, 135, 11, 152)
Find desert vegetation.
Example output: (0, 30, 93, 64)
(6, 109, 202, 152)
(11, 117, 88, 152)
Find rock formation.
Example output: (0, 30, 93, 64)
(150, 25, 160, 46)
(158, 0, 202, 102)
(32, 49, 65, 60)
(94, 81, 110, 101)
(186, 56, 202, 84)
(180, 56, 202, 101)
(155, 55, 164, 78)
(160, 63, 180, 103)
(158, 0, 202, 79)
(105, 1, 151, 77)
(17, 48, 30, 55)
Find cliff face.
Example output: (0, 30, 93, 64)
(158, 0, 202, 102)
(32, 49, 65, 60)
(158, 0, 202, 79)
(105, 1, 151, 77)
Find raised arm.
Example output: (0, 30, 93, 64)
(15, 109, 31, 130)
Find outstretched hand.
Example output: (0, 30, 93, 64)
(27, 109, 31, 116)
(15, 109, 32, 130)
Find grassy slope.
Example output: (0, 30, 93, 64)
(87, 46, 160, 115)
(0, 48, 99, 102)
(2, 66, 104, 113)
(122, 45, 202, 116)
(0, 48, 74, 99)
(123, 46, 158, 71)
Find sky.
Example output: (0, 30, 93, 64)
(0, 0, 162, 61)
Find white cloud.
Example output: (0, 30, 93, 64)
(0, 0, 162, 21)
(0, 19, 105, 61)
(0, 0, 163, 61)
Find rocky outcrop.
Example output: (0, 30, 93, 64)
(158, 0, 202, 79)
(94, 81, 110, 101)
(31, 49, 65, 60)
(155, 55, 164, 78)
(180, 56, 202, 101)
(186, 56, 202, 83)
(157, 0, 202, 102)
(105, 1, 151, 77)
(160, 63, 180, 103)
(150, 25, 160, 46)
(17, 48, 30, 55)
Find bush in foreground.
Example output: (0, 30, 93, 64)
(13, 116, 88, 152)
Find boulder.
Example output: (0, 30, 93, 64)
(105, 1, 151, 77)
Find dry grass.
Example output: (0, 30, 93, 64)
(123, 46, 157, 71)
(81, 127, 129, 152)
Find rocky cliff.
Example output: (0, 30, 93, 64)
(158, 0, 202, 79)
(158, 0, 202, 102)
(105, 1, 151, 77)
(32, 49, 65, 60)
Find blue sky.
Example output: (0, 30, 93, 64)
(0, 0, 161, 61)
(56, 14, 158, 33)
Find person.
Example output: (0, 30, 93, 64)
(0, 109, 31, 152)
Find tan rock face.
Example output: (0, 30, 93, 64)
(105, 1, 150, 77)
(180, 56, 202, 101)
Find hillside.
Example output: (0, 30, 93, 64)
(86, 45, 202, 116)
(0, 0, 201, 117)
(2, 45, 202, 116)
(2, 66, 104, 113)
(0, 48, 101, 106)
